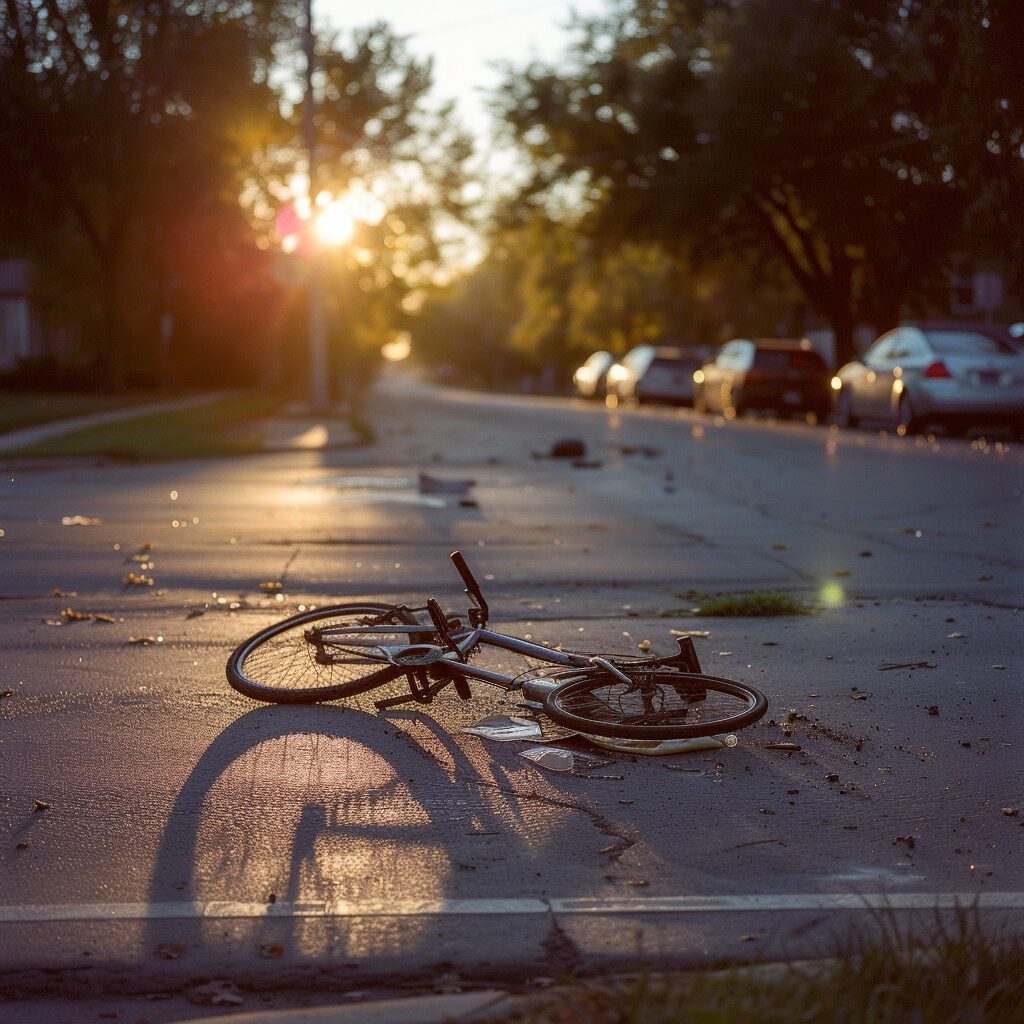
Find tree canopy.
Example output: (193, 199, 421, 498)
(494, 0, 1023, 367)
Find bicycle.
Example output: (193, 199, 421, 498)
(226, 551, 769, 741)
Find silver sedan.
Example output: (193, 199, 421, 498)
(832, 324, 1024, 437)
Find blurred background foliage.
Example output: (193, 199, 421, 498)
(0, 0, 1020, 395)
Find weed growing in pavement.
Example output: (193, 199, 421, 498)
(694, 591, 812, 616)
(488, 905, 1024, 1023)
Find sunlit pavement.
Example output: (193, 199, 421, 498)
(1, 375, 1022, 1021)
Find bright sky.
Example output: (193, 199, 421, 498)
(317, 0, 608, 140)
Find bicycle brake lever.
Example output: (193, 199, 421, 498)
(426, 598, 465, 661)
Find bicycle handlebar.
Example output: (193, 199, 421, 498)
(450, 550, 489, 625)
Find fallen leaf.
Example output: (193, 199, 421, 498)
(739, 933, 761, 942)
(764, 742, 802, 751)
(93, 613, 116, 623)
(927, 706, 940, 716)
(33, 799, 50, 812)
(893, 835, 916, 849)
(637, 640, 652, 651)
(60, 607, 93, 622)
(122, 572, 154, 587)
(258, 944, 284, 958)
(850, 692, 871, 700)
(156, 941, 186, 960)
(0, 688, 14, 700)
(258, 581, 283, 592)
(42, 618, 64, 626)
(1001, 807, 1020, 817)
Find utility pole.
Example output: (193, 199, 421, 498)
(303, 0, 330, 411)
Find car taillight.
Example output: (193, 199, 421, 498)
(746, 369, 765, 383)
(924, 361, 952, 379)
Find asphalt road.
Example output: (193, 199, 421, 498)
(2, 375, 1022, 1021)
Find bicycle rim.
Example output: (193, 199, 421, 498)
(543, 669, 768, 740)
(226, 604, 422, 704)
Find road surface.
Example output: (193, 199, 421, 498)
(1, 376, 1022, 1020)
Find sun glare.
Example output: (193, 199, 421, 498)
(316, 201, 356, 245)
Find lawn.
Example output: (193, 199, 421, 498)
(0, 391, 154, 434)
(5, 392, 287, 459)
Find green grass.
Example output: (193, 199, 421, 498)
(0, 391, 152, 434)
(7, 392, 287, 460)
(659, 591, 813, 617)
(490, 907, 1024, 1023)
(694, 591, 812, 617)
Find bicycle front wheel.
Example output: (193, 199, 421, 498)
(227, 604, 424, 704)
(543, 669, 767, 740)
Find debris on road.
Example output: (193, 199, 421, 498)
(879, 661, 937, 671)
(1001, 807, 1019, 817)
(190, 980, 244, 1007)
(122, 571, 155, 587)
(418, 472, 476, 494)
(462, 715, 543, 742)
(156, 941, 186, 960)
(764, 742, 802, 752)
(61, 515, 103, 526)
(546, 438, 586, 459)
(258, 581, 283, 592)
(0, 688, 15, 700)
(33, 799, 50, 812)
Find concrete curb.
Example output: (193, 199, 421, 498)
(167, 990, 516, 1024)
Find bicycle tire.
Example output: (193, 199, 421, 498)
(543, 668, 768, 740)
(227, 603, 426, 704)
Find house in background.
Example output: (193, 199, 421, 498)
(0, 259, 78, 373)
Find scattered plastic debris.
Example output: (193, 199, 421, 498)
(462, 715, 543, 742)
(191, 980, 244, 1007)
(586, 735, 737, 756)
(418, 472, 475, 494)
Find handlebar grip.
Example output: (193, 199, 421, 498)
(450, 550, 488, 622)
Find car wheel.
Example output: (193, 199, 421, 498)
(835, 390, 858, 428)
(894, 392, 919, 435)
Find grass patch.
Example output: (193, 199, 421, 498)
(0, 391, 154, 434)
(8, 392, 286, 460)
(489, 906, 1024, 1023)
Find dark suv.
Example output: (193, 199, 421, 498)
(694, 338, 831, 420)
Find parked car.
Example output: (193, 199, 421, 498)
(693, 338, 831, 420)
(605, 345, 703, 405)
(572, 351, 615, 398)
(831, 323, 1024, 436)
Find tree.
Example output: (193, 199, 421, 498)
(0, 0, 295, 386)
(494, 0, 1023, 367)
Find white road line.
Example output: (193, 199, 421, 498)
(0, 893, 1021, 924)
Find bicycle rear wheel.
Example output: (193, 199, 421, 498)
(543, 669, 767, 740)
(226, 603, 425, 704)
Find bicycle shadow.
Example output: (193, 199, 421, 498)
(144, 701, 590, 965)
